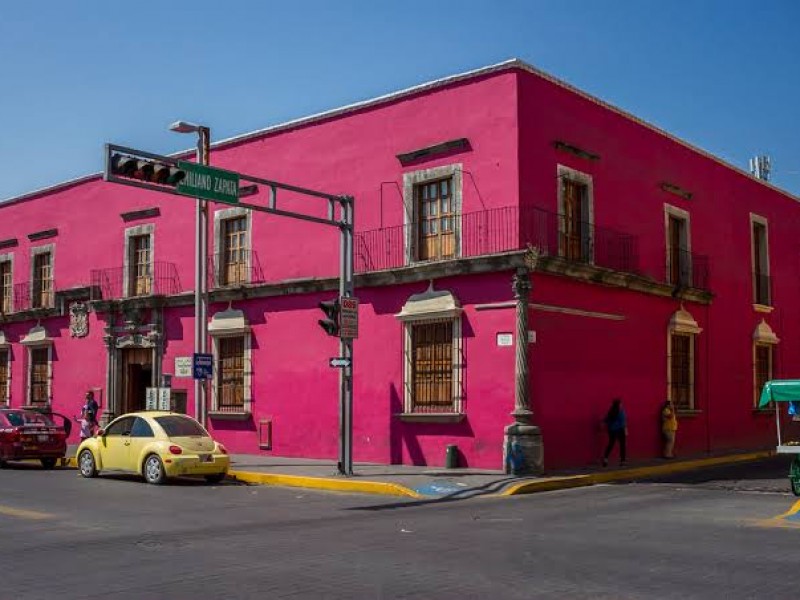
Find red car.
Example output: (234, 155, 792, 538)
(0, 409, 69, 469)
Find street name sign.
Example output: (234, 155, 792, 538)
(177, 161, 240, 205)
(193, 353, 214, 380)
(339, 296, 359, 339)
(329, 357, 352, 368)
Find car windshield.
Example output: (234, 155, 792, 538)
(154, 416, 208, 438)
(4, 410, 56, 427)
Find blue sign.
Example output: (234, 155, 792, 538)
(193, 353, 213, 380)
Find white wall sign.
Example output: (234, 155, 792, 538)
(496, 333, 513, 347)
(175, 356, 193, 378)
(146, 387, 172, 411)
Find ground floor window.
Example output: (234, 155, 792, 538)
(214, 335, 249, 413)
(0, 349, 8, 406)
(405, 319, 463, 413)
(754, 344, 772, 406)
(669, 333, 693, 410)
(28, 347, 50, 406)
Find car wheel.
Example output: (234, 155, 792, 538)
(205, 473, 226, 484)
(79, 450, 98, 478)
(143, 454, 167, 485)
(40, 458, 57, 470)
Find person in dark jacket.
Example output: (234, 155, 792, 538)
(602, 398, 627, 467)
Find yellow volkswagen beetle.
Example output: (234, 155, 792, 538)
(76, 411, 230, 485)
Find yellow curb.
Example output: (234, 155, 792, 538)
(503, 450, 775, 495)
(228, 470, 423, 498)
(62, 457, 77, 468)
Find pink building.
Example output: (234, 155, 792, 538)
(0, 59, 794, 470)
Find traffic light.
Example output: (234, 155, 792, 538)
(318, 299, 340, 337)
(110, 153, 185, 187)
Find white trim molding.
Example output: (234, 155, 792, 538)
(21, 325, 53, 408)
(213, 207, 252, 287)
(667, 306, 701, 410)
(123, 223, 155, 298)
(556, 164, 595, 262)
(0, 252, 14, 313)
(208, 308, 252, 415)
(402, 163, 463, 265)
(664, 204, 692, 284)
(749, 213, 771, 306)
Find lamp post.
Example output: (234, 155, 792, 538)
(169, 120, 211, 426)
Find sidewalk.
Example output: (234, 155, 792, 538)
(64, 446, 775, 499)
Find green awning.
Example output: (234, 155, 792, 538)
(759, 380, 800, 408)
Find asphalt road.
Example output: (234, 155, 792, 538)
(1, 458, 799, 600)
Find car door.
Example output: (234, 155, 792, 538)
(126, 417, 155, 473)
(99, 416, 135, 471)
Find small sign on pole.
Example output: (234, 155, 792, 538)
(175, 356, 193, 378)
(146, 387, 172, 411)
(329, 357, 352, 368)
(339, 296, 359, 339)
(193, 353, 214, 380)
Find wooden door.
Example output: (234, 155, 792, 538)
(416, 179, 455, 261)
(668, 216, 685, 286)
(120, 348, 153, 414)
(562, 179, 584, 260)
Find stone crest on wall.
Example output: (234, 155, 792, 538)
(69, 302, 89, 338)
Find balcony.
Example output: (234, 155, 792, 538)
(665, 249, 711, 292)
(90, 261, 182, 301)
(355, 205, 640, 275)
(13, 281, 56, 312)
(208, 249, 265, 288)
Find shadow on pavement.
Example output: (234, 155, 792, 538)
(347, 477, 518, 511)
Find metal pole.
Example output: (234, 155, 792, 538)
(194, 127, 211, 427)
(337, 196, 355, 476)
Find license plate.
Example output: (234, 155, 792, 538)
(198, 454, 212, 463)
(37, 435, 49, 442)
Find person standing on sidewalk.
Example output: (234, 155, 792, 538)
(602, 398, 627, 467)
(661, 400, 678, 458)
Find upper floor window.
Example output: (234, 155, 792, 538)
(402, 164, 463, 265)
(751, 215, 770, 306)
(0, 258, 11, 314)
(664, 205, 691, 288)
(129, 234, 152, 296)
(557, 165, 594, 263)
(32, 251, 53, 309)
(415, 179, 455, 262)
(222, 216, 248, 286)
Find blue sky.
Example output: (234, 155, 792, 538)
(0, 0, 798, 201)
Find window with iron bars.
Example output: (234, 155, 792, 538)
(755, 343, 773, 407)
(129, 234, 152, 296)
(32, 252, 53, 309)
(406, 319, 463, 413)
(28, 347, 50, 406)
(0, 349, 8, 406)
(222, 216, 248, 285)
(669, 333, 694, 410)
(215, 336, 246, 412)
(0, 260, 11, 314)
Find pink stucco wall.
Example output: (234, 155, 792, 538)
(0, 64, 797, 470)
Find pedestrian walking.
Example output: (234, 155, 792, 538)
(74, 409, 95, 442)
(661, 400, 678, 458)
(82, 390, 99, 426)
(602, 398, 627, 467)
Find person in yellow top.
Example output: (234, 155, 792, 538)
(661, 400, 678, 458)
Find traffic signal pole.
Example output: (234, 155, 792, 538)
(194, 127, 210, 427)
(339, 197, 355, 476)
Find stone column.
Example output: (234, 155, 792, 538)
(102, 328, 116, 426)
(503, 262, 543, 475)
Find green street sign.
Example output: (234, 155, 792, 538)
(176, 161, 240, 204)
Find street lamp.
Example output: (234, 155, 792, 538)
(169, 120, 211, 426)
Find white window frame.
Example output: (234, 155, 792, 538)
(750, 213, 770, 306)
(123, 224, 154, 298)
(213, 207, 252, 287)
(402, 318, 463, 415)
(402, 164, 463, 265)
(666, 307, 702, 411)
(30, 244, 55, 309)
(556, 164, 595, 262)
(25, 344, 52, 408)
(664, 204, 692, 285)
(0, 253, 13, 314)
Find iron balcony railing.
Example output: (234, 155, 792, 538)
(90, 261, 182, 301)
(13, 281, 56, 311)
(665, 249, 711, 291)
(355, 204, 641, 277)
(208, 249, 266, 289)
(753, 272, 772, 306)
